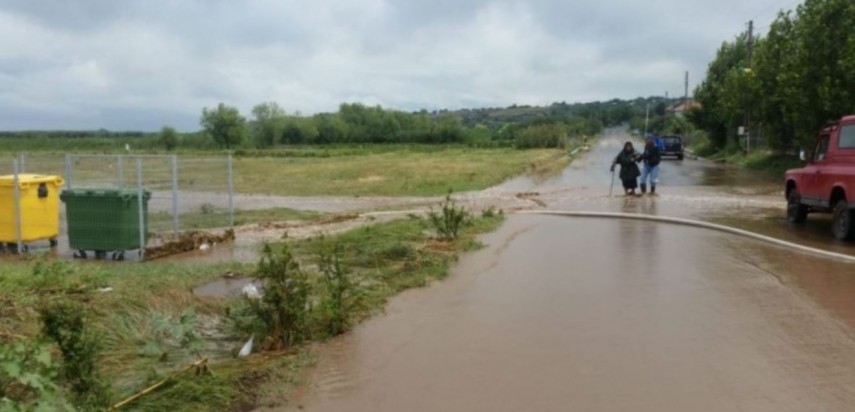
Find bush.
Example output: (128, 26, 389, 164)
(514, 124, 567, 149)
(158, 126, 180, 151)
(317, 243, 363, 337)
(245, 244, 311, 350)
(40, 302, 111, 411)
(428, 194, 470, 241)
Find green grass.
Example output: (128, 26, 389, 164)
(232, 146, 567, 196)
(0, 209, 505, 411)
(704, 149, 803, 176)
(11, 145, 568, 197)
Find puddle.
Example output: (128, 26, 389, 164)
(192, 274, 261, 298)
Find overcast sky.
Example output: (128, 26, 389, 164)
(0, 0, 798, 131)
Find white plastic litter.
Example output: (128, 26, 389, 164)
(241, 284, 261, 300)
(97, 287, 114, 293)
(199, 243, 211, 251)
(238, 335, 254, 357)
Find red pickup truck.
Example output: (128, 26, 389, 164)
(785, 115, 855, 240)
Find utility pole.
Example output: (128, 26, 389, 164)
(644, 102, 650, 137)
(684, 71, 689, 102)
(745, 20, 754, 154)
(747, 20, 754, 67)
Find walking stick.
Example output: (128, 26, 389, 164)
(609, 169, 615, 197)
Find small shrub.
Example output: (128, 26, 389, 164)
(318, 243, 363, 337)
(428, 193, 470, 241)
(246, 244, 311, 350)
(40, 301, 111, 410)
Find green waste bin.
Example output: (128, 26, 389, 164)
(60, 188, 151, 260)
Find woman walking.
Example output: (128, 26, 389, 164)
(610, 141, 641, 196)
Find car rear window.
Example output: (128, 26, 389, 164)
(664, 137, 681, 144)
(840, 125, 855, 149)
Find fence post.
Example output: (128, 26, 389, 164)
(136, 159, 145, 259)
(18, 153, 25, 174)
(117, 155, 124, 188)
(64, 154, 73, 189)
(12, 159, 23, 253)
(227, 153, 234, 228)
(171, 155, 179, 235)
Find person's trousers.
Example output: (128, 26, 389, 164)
(640, 164, 659, 191)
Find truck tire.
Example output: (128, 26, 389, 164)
(787, 191, 808, 224)
(832, 200, 855, 241)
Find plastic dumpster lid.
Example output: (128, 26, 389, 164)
(60, 188, 151, 200)
(0, 174, 65, 188)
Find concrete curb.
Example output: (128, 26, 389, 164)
(515, 210, 855, 264)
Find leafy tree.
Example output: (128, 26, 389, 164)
(692, 0, 855, 152)
(158, 126, 179, 151)
(200, 103, 246, 149)
(251, 102, 286, 148)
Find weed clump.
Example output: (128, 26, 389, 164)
(428, 193, 470, 241)
(40, 301, 111, 411)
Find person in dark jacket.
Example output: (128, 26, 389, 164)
(639, 136, 661, 194)
(610, 141, 641, 196)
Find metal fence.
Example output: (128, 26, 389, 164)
(2, 153, 234, 259)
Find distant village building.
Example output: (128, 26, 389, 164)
(666, 100, 701, 117)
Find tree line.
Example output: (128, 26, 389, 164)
(196, 101, 623, 150)
(691, 0, 855, 153)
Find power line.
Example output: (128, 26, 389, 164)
(750, 0, 800, 20)
(751, 0, 804, 20)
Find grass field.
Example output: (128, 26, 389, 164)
(232, 146, 568, 196)
(12, 145, 569, 197)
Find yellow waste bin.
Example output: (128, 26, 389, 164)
(0, 174, 65, 246)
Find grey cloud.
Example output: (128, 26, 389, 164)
(0, 0, 783, 131)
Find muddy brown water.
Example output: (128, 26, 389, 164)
(267, 131, 855, 412)
(280, 215, 855, 412)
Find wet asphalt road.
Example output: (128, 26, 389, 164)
(281, 130, 855, 412)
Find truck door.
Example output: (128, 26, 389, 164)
(804, 134, 831, 206)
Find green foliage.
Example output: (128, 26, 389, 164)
(246, 244, 311, 350)
(0, 339, 75, 412)
(250, 102, 287, 148)
(200, 103, 247, 149)
(428, 194, 470, 241)
(693, 0, 855, 152)
(40, 302, 111, 410)
(514, 124, 567, 149)
(158, 126, 179, 151)
(317, 244, 363, 337)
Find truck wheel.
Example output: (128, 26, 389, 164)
(832, 200, 855, 241)
(787, 191, 808, 224)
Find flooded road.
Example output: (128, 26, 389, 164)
(286, 216, 855, 412)
(278, 131, 855, 412)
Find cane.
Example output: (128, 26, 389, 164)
(609, 168, 616, 197)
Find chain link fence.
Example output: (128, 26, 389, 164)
(1, 153, 234, 260)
